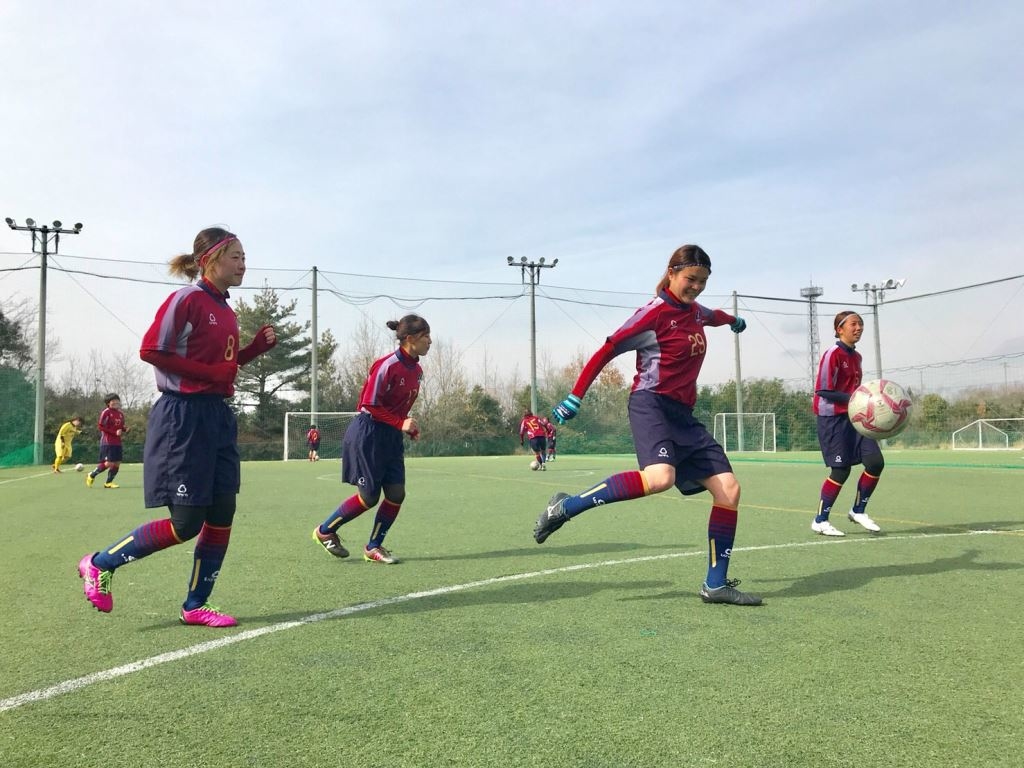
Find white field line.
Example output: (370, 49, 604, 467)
(0, 528, 1017, 714)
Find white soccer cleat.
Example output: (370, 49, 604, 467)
(848, 511, 881, 532)
(811, 519, 845, 537)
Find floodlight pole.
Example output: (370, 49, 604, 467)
(310, 266, 319, 417)
(850, 278, 905, 378)
(5, 217, 84, 464)
(506, 256, 558, 414)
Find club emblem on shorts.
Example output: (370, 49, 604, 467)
(658, 447, 669, 458)
(357, 476, 367, 487)
(176, 483, 189, 498)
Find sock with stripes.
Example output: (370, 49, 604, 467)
(562, 471, 648, 518)
(815, 478, 843, 523)
(852, 472, 880, 514)
(368, 500, 401, 548)
(705, 505, 738, 589)
(92, 518, 181, 571)
(183, 524, 232, 610)
(319, 493, 370, 535)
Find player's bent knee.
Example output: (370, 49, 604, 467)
(169, 505, 207, 541)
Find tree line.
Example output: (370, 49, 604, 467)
(3, 289, 1023, 466)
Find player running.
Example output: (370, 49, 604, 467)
(810, 311, 884, 536)
(533, 244, 762, 606)
(312, 315, 430, 564)
(85, 394, 129, 488)
(77, 227, 277, 627)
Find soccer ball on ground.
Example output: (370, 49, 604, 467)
(75, 463, 84, 472)
(848, 378, 912, 439)
(529, 460, 540, 471)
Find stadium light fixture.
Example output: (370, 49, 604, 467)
(5, 217, 14, 228)
(851, 277, 907, 378)
(507, 256, 514, 264)
(25, 217, 35, 227)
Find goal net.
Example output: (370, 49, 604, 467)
(283, 411, 358, 461)
(713, 413, 777, 453)
(951, 418, 1024, 450)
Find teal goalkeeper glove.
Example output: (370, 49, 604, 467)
(552, 394, 582, 425)
(730, 316, 747, 333)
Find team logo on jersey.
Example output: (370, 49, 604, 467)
(208, 313, 218, 326)
(399, 377, 405, 386)
(670, 319, 678, 329)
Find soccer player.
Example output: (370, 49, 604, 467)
(810, 311, 884, 536)
(533, 244, 762, 606)
(85, 394, 129, 488)
(519, 410, 548, 470)
(542, 417, 557, 462)
(52, 415, 84, 473)
(77, 227, 277, 627)
(306, 424, 321, 462)
(312, 315, 430, 564)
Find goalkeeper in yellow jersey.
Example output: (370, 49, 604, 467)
(53, 416, 85, 473)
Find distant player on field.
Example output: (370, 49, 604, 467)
(307, 424, 321, 462)
(86, 394, 129, 488)
(312, 315, 431, 564)
(533, 244, 761, 606)
(811, 311, 884, 537)
(519, 410, 548, 469)
(52, 415, 84, 473)
(77, 226, 277, 627)
(541, 416, 557, 462)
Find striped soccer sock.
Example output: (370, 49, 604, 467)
(320, 493, 370, 535)
(368, 500, 401, 548)
(815, 478, 843, 522)
(705, 505, 738, 589)
(184, 524, 232, 610)
(852, 472, 881, 513)
(562, 471, 649, 518)
(92, 518, 181, 571)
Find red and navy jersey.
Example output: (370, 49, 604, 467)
(813, 342, 862, 416)
(306, 428, 320, 445)
(97, 407, 126, 446)
(358, 348, 423, 431)
(519, 415, 546, 441)
(140, 278, 240, 396)
(571, 290, 733, 408)
(541, 418, 556, 439)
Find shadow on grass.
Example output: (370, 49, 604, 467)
(758, 548, 1022, 599)
(884, 519, 1024, 535)
(405, 541, 684, 562)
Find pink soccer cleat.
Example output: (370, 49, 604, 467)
(180, 604, 238, 627)
(78, 553, 113, 612)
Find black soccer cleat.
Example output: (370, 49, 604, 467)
(699, 578, 763, 606)
(534, 492, 571, 544)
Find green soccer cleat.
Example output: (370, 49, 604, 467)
(533, 492, 570, 544)
(699, 579, 763, 606)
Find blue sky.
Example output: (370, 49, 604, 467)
(2, 1, 1022, 394)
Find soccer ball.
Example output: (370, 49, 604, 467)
(530, 460, 540, 471)
(848, 378, 912, 439)
(75, 463, 84, 472)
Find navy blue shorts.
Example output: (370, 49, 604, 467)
(143, 393, 239, 508)
(817, 415, 881, 468)
(308, 441, 320, 450)
(628, 390, 732, 496)
(341, 412, 405, 499)
(99, 444, 123, 464)
(528, 436, 547, 453)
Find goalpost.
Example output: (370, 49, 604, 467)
(283, 411, 359, 461)
(951, 418, 1024, 450)
(712, 412, 777, 453)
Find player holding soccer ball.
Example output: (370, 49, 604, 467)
(77, 227, 277, 627)
(811, 311, 884, 536)
(533, 244, 761, 606)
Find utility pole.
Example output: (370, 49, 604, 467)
(506, 256, 558, 414)
(800, 283, 824, 384)
(850, 278, 905, 378)
(5, 217, 84, 465)
(310, 266, 319, 417)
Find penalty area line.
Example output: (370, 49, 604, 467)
(0, 528, 1009, 714)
